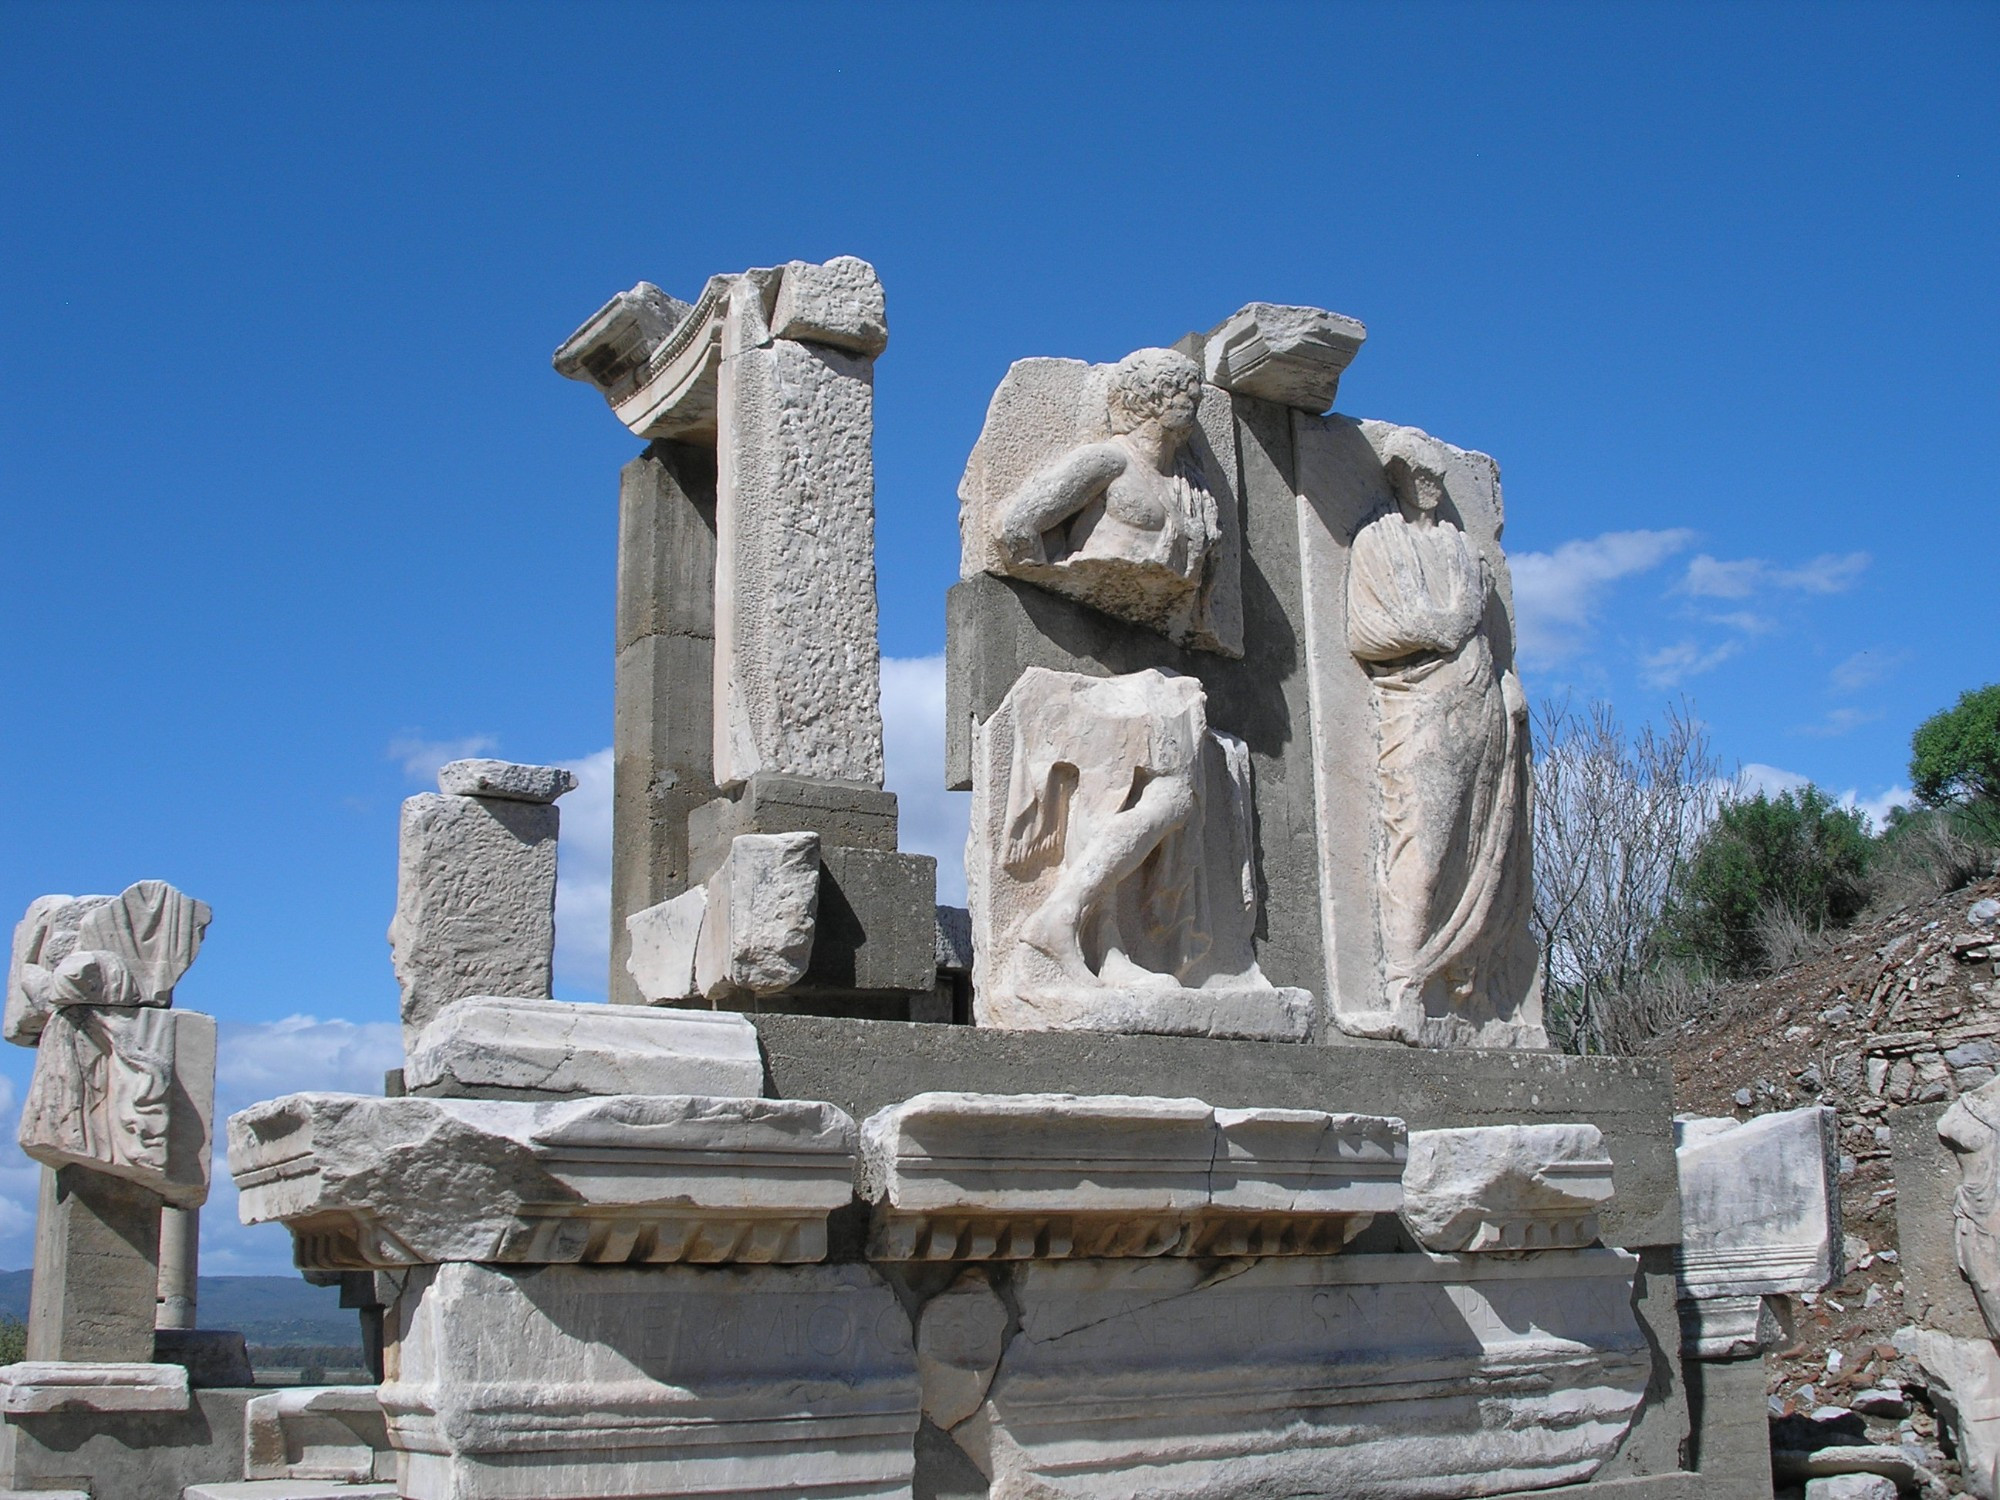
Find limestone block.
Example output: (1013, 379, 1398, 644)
(951, 1249, 1649, 1498)
(245, 1385, 393, 1483)
(229, 1091, 856, 1267)
(26, 1165, 163, 1362)
(688, 773, 899, 883)
(19, 1006, 213, 1207)
(0, 1360, 190, 1414)
(808, 845, 939, 995)
(1892, 1100, 1989, 1339)
(935, 905, 973, 975)
(957, 352, 1243, 656)
(403, 996, 764, 1100)
(1293, 416, 1543, 1048)
(771, 255, 889, 355)
(623, 886, 706, 1003)
(1675, 1106, 1841, 1305)
(970, 667, 1311, 1042)
(1401, 1123, 1614, 1252)
(714, 270, 886, 788)
(918, 1271, 1010, 1430)
(1198, 301, 1367, 413)
(1804, 1477, 1898, 1500)
(435, 758, 577, 804)
(384, 1260, 918, 1500)
(389, 790, 558, 1047)
(154, 1327, 254, 1387)
(696, 833, 820, 998)
(1897, 1325, 2000, 1500)
(861, 1092, 1404, 1259)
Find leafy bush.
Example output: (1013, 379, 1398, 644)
(0, 1317, 23, 1366)
(1911, 683, 2000, 806)
(1874, 800, 2000, 901)
(1666, 785, 1871, 976)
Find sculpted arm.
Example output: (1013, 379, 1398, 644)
(997, 442, 1128, 565)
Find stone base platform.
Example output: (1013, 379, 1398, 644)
(0, 1386, 255, 1500)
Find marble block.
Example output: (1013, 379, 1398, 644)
(970, 667, 1311, 1042)
(0, 1360, 190, 1414)
(861, 1092, 1404, 1260)
(626, 834, 821, 1004)
(1679, 1292, 1790, 1361)
(945, 1249, 1649, 1499)
(1675, 1105, 1841, 1301)
(389, 789, 559, 1047)
(770, 255, 889, 355)
(1401, 1123, 1615, 1252)
(245, 1385, 393, 1483)
(404, 996, 764, 1100)
(384, 1260, 918, 1500)
(1197, 301, 1367, 413)
(435, 759, 577, 803)
(229, 1092, 855, 1268)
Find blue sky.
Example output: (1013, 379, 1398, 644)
(1, 2, 1993, 1274)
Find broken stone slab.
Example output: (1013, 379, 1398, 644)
(550, 281, 693, 407)
(1677, 1292, 1790, 1361)
(1196, 301, 1367, 413)
(1897, 1324, 2000, 1499)
(383, 1260, 918, 1500)
(917, 1271, 1011, 1431)
(245, 1385, 392, 1483)
(860, 1092, 1405, 1259)
(229, 1091, 856, 1267)
(1803, 1477, 1898, 1500)
(946, 1249, 1648, 1499)
(389, 789, 559, 1048)
(0, 1360, 190, 1414)
(1400, 1123, 1614, 1252)
(435, 759, 577, 804)
(770, 256, 890, 355)
(1771, 1444, 1935, 1488)
(403, 996, 764, 1100)
(625, 833, 821, 1004)
(1675, 1105, 1842, 1302)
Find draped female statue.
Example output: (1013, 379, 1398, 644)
(1346, 429, 1530, 1023)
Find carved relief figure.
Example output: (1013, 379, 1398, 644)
(1941, 1077, 2000, 1340)
(6, 881, 210, 1194)
(1346, 429, 1532, 1029)
(970, 667, 1309, 1041)
(979, 349, 1236, 651)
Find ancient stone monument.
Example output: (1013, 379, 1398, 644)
(6, 257, 1773, 1498)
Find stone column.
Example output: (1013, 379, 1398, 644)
(609, 442, 718, 1005)
(156, 1204, 197, 1331)
(26, 1165, 163, 1362)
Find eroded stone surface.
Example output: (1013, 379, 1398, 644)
(1401, 1123, 1614, 1252)
(770, 255, 889, 355)
(1939, 1076, 2000, 1341)
(970, 667, 1310, 1042)
(389, 792, 558, 1048)
(384, 1260, 918, 1500)
(696, 833, 820, 998)
(951, 1250, 1649, 1499)
(230, 1092, 855, 1267)
(435, 759, 578, 804)
(917, 1270, 1010, 1430)
(403, 996, 763, 1100)
(1897, 1325, 2000, 1500)
(1198, 301, 1366, 413)
(861, 1092, 1403, 1259)
(0, 1360, 189, 1414)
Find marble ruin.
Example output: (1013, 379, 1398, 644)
(1, 256, 1831, 1499)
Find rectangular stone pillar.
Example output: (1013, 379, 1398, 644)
(26, 1166, 163, 1362)
(609, 441, 718, 1006)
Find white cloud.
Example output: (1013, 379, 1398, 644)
(1831, 648, 1908, 694)
(1640, 638, 1741, 688)
(1679, 550, 1870, 600)
(1795, 706, 1882, 738)
(552, 747, 612, 998)
(1740, 762, 1813, 798)
(1508, 528, 1695, 665)
(882, 655, 970, 907)
(386, 732, 498, 780)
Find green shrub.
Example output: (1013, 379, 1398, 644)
(1666, 785, 1871, 976)
(0, 1317, 25, 1365)
(1912, 683, 2000, 807)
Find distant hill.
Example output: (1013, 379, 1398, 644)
(0, 1268, 358, 1346)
